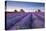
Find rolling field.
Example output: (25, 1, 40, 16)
(5, 12, 45, 30)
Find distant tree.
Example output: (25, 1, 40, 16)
(14, 9, 18, 12)
(20, 9, 25, 12)
(38, 9, 41, 12)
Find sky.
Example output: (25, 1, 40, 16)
(6, 1, 45, 12)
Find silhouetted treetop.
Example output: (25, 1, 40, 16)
(20, 9, 25, 12)
(38, 9, 41, 12)
(14, 9, 18, 12)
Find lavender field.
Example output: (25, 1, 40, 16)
(5, 12, 45, 30)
